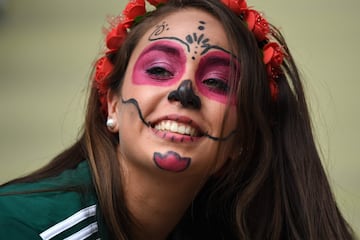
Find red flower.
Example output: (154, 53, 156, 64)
(95, 57, 113, 93)
(122, 0, 146, 28)
(263, 42, 284, 66)
(244, 9, 269, 41)
(263, 42, 284, 101)
(221, 0, 247, 15)
(147, 0, 168, 7)
(94, 56, 114, 114)
(106, 23, 127, 52)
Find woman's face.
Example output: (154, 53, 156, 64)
(108, 8, 238, 177)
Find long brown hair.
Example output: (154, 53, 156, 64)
(2, 0, 355, 239)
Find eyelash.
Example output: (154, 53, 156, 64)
(202, 78, 229, 94)
(146, 66, 174, 80)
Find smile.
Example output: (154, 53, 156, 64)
(150, 116, 204, 142)
(154, 120, 199, 137)
(121, 97, 237, 142)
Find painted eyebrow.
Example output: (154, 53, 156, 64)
(204, 55, 231, 66)
(141, 42, 183, 57)
(200, 52, 239, 69)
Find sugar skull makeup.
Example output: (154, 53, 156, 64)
(125, 18, 240, 144)
(114, 9, 239, 174)
(132, 39, 239, 104)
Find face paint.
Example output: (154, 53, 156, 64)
(204, 129, 238, 141)
(146, 20, 238, 104)
(168, 80, 201, 109)
(153, 151, 191, 172)
(148, 21, 231, 61)
(196, 51, 239, 104)
(122, 16, 239, 144)
(117, 9, 239, 177)
(121, 97, 150, 127)
(132, 41, 186, 86)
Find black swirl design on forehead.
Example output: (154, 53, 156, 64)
(148, 20, 230, 60)
(150, 21, 170, 37)
(184, 21, 210, 60)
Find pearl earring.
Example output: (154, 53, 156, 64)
(106, 118, 115, 129)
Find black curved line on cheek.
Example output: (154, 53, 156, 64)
(204, 129, 238, 142)
(121, 97, 150, 127)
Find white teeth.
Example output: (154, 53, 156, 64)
(170, 123, 177, 132)
(154, 120, 198, 136)
(178, 125, 185, 133)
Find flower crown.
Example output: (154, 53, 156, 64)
(94, 0, 285, 115)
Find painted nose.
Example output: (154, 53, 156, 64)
(167, 80, 201, 109)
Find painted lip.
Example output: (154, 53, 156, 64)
(149, 114, 205, 143)
(153, 151, 191, 172)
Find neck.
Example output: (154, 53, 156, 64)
(120, 156, 206, 240)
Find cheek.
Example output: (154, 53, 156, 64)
(121, 78, 168, 119)
(209, 103, 238, 135)
(214, 105, 238, 169)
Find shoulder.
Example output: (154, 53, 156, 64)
(0, 161, 105, 239)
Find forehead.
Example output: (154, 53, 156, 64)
(134, 8, 230, 58)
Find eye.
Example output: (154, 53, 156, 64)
(202, 78, 229, 94)
(146, 66, 174, 80)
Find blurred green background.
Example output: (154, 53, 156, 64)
(0, 0, 359, 236)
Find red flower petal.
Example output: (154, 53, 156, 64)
(106, 23, 127, 51)
(221, 0, 247, 15)
(95, 57, 113, 94)
(122, 0, 146, 28)
(245, 10, 256, 32)
(263, 42, 284, 66)
(245, 10, 269, 41)
(263, 43, 274, 65)
(95, 56, 114, 114)
(147, 0, 168, 7)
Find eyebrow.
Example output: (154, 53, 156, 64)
(202, 51, 241, 69)
(141, 42, 183, 57)
(205, 55, 231, 66)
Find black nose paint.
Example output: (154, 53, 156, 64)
(167, 80, 201, 109)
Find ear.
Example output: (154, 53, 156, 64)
(106, 90, 121, 132)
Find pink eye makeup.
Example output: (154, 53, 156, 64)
(195, 51, 239, 104)
(132, 41, 186, 86)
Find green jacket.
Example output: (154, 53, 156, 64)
(0, 161, 109, 239)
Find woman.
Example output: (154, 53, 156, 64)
(0, 0, 355, 239)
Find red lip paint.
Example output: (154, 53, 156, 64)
(153, 151, 191, 172)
